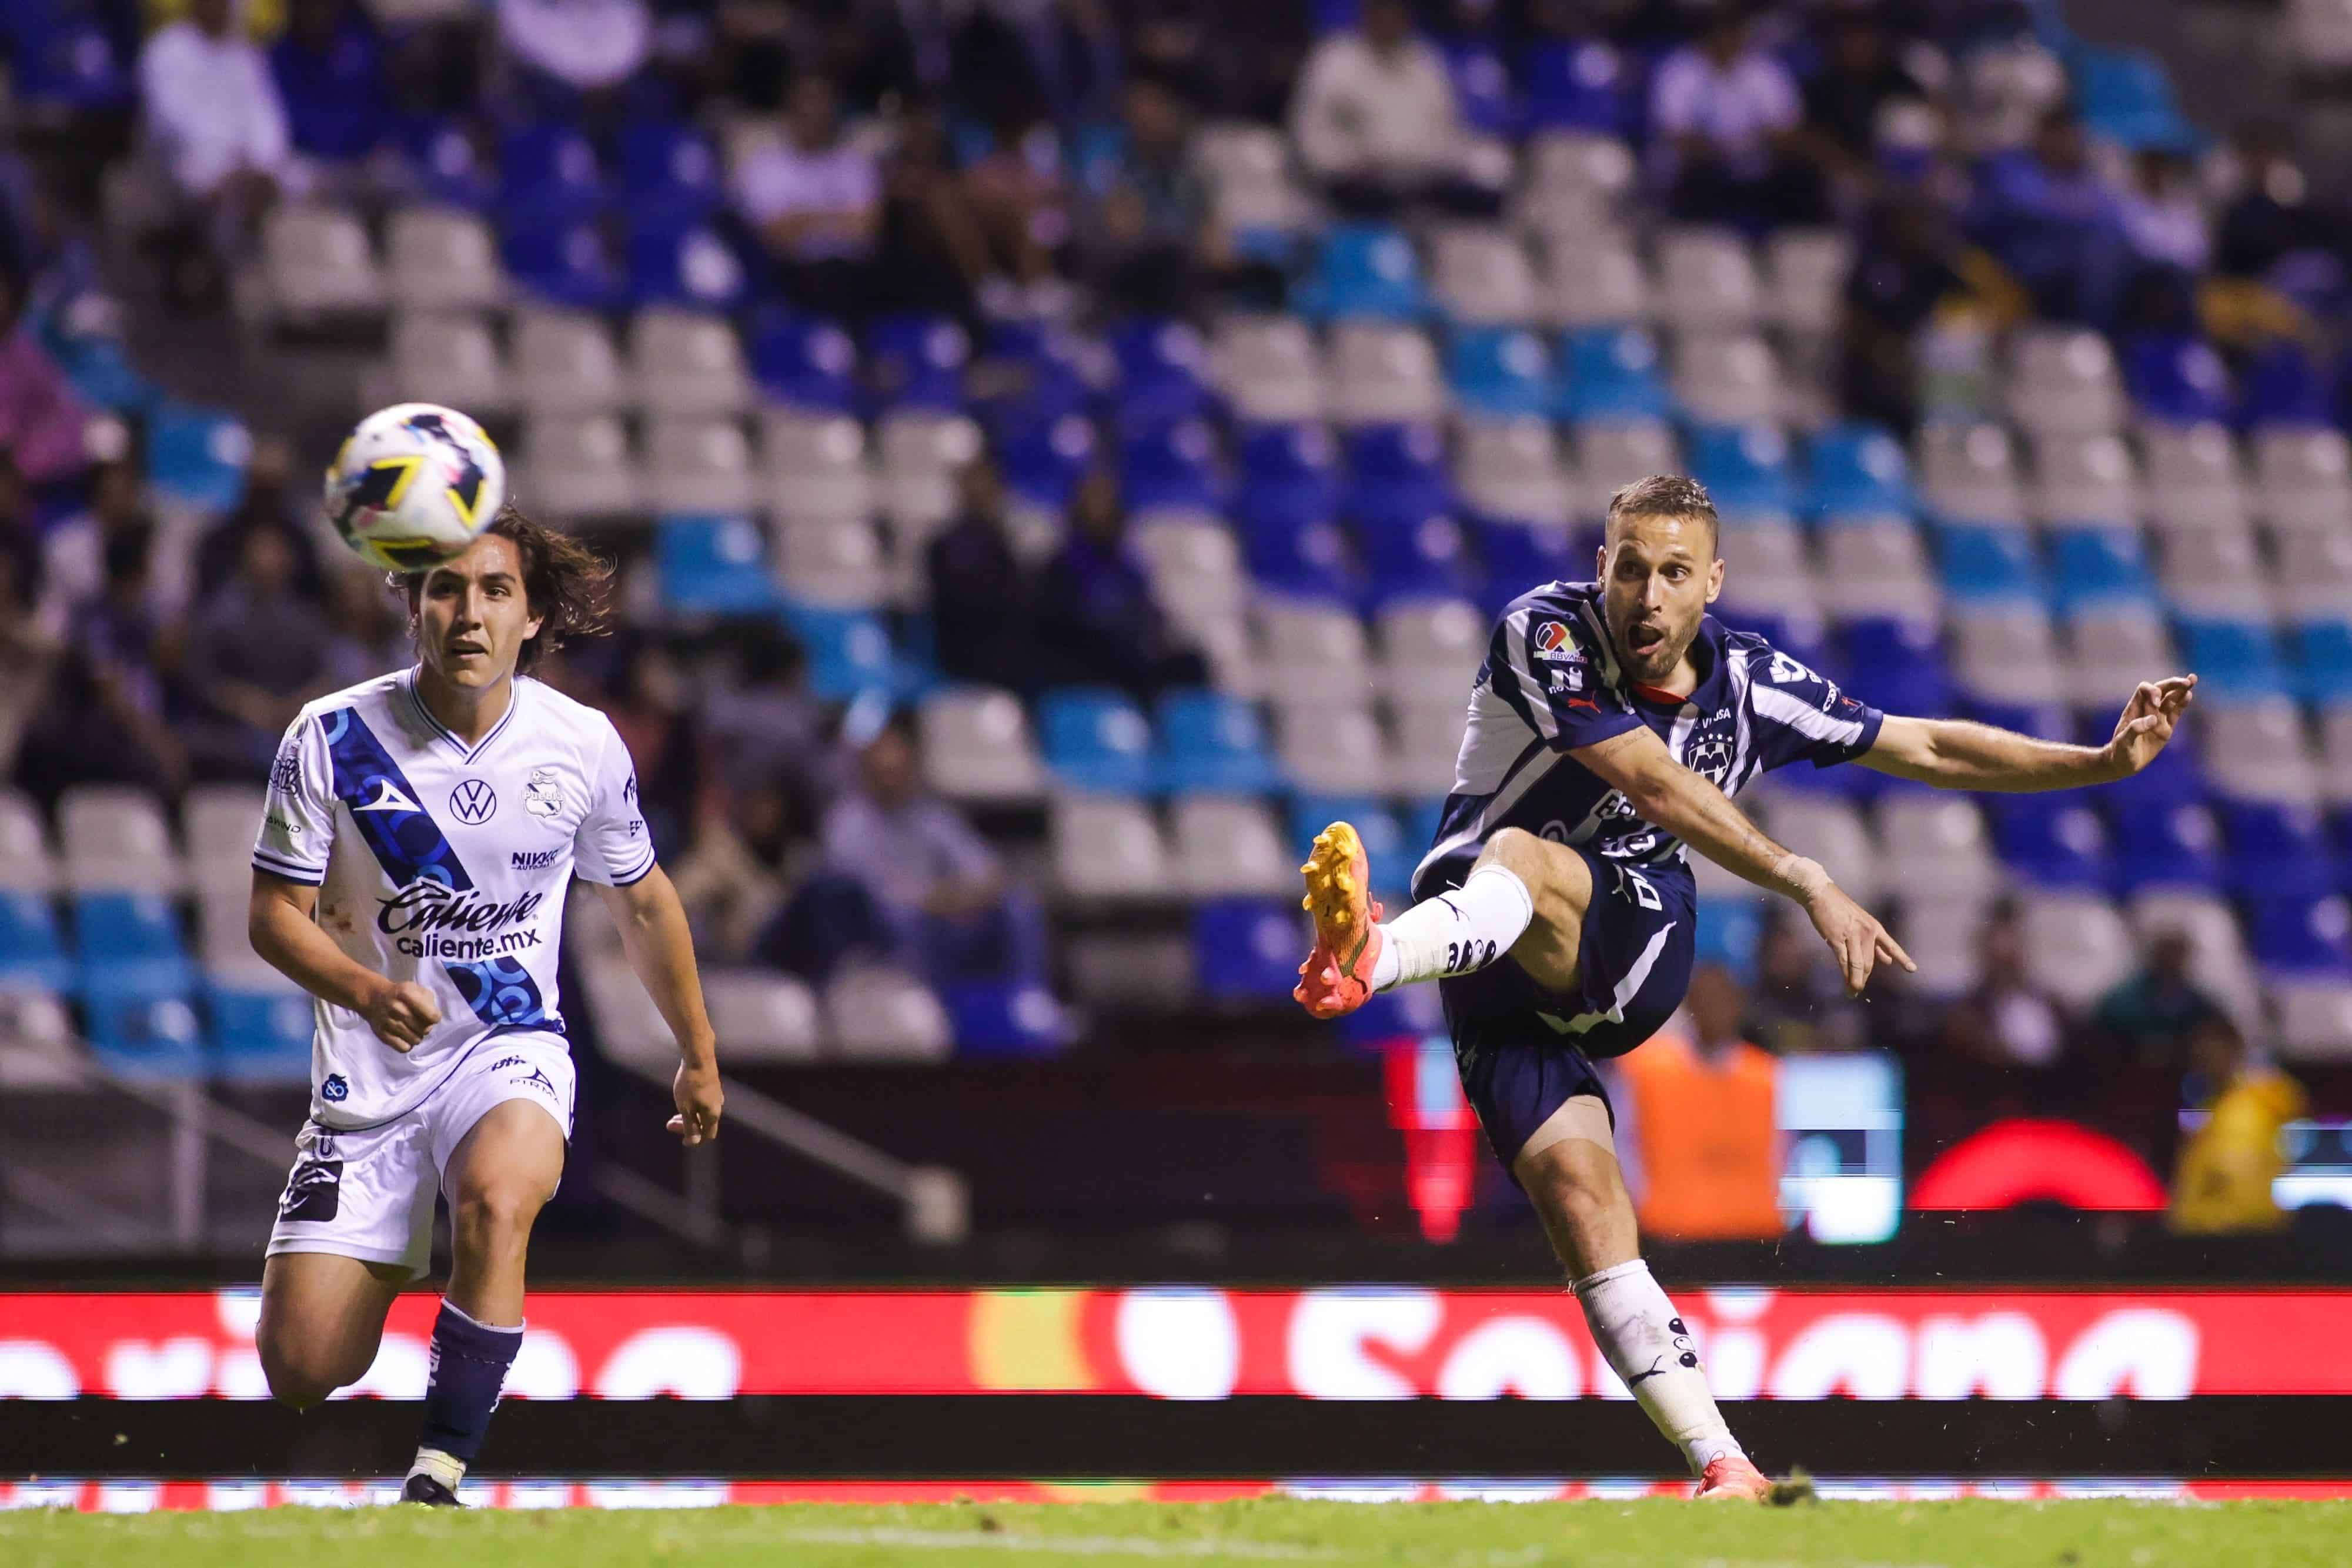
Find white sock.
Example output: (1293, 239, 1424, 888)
(1370, 865, 1534, 991)
(407, 1446, 466, 1490)
(1573, 1260, 1745, 1477)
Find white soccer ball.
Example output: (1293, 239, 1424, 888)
(323, 402, 507, 573)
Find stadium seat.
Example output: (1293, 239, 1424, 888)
(0, 890, 70, 992)
(1326, 323, 1445, 427)
(256, 203, 386, 325)
(1805, 424, 1913, 517)
(1378, 599, 1489, 708)
(378, 313, 508, 417)
(1986, 793, 2112, 889)
(1298, 223, 1428, 323)
(617, 118, 723, 220)
(1656, 228, 1762, 333)
(763, 412, 872, 525)
(1154, 690, 1281, 794)
(1522, 42, 1633, 134)
(1038, 688, 1157, 794)
(2129, 890, 2256, 1008)
(1759, 795, 1881, 902)
(83, 994, 205, 1079)
(919, 689, 1046, 804)
(181, 787, 262, 880)
(2249, 892, 2352, 976)
(1211, 316, 1324, 425)
(2049, 529, 2154, 611)
(1673, 334, 1780, 427)
(941, 979, 1071, 1058)
(2291, 621, 2352, 704)
(2197, 697, 2318, 804)
(2112, 800, 2224, 894)
(2161, 527, 2268, 620)
(2277, 531, 2352, 624)
(1442, 40, 1518, 137)
(60, 787, 181, 894)
(2180, 620, 2288, 702)
(510, 413, 642, 521)
(1573, 418, 1679, 509)
(1191, 898, 1312, 1000)
(2124, 333, 2231, 427)
(2064, 603, 2177, 709)
(1458, 417, 1572, 524)
(500, 213, 621, 310)
(385, 208, 507, 313)
(703, 969, 822, 1063)
(1897, 897, 1992, 998)
(784, 603, 907, 703)
(1387, 697, 1466, 799)
(1346, 423, 1453, 523)
(1430, 226, 1538, 326)
(1244, 511, 1354, 603)
(499, 121, 607, 223)
(658, 515, 781, 614)
(1121, 420, 1224, 517)
(1275, 702, 1390, 796)
(632, 309, 751, 417)
(1110, 318, 1213, 435)
(74, 890, 195, 1005)
(2006, 327, 2124, 437)
(1718, 518, 1817, 622)
(1765, 229, 1853, 335)
(979, 321, 1091, 439)
(1051, 794, 1169, 901)
(1133, 517, 1248, 627)
(824, 967, 952, 1063)
(1936, 523, 2042, 603)
(2274, 977, 2352, 1060)
(751, 314, 859, 413)
(0, 791, 57, 892)
(2221, 800, 2340, 900)
(774, 518, 889, 609)
(1258, 600, 1376, 708)
(1558, 327, 1671, 422)
(2239, 340, 2333, 430)
(510, 307, 628, 415)
(2031, 433, 2141, 526)
(2254, 428, 2352, 536)
(1951, 601, 2063, 706)
(997, 413, 1097, 514)
(1358, 512, 1477, 610)
(1537, 238, 1649, 329)
(1192, 122, 1314, 243)
(1687, 424, 1795, 514)
(1874, 793, 1999, 906)
(867, 315, 970, 412)
(1237, 423, 1341, 529)
(1475, 517, 1583, 610)
(1917, 422, 2026, 525)
(1171, 797, 1294, 898)
(1448, 327, 1553, 418)
(1819, 518, 1938, 624)
(2140, 423, 2250, 536)
(874, 412, 982, 536)
(207, 986, 314, 1085)
(643, 417, 755, 515)
(624, 216, 749, 312)
(2018, 891, 2137, 1008)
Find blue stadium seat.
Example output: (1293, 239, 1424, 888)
(1695, 894, 1768, 985)
(501, 215, 622, 310)
(2249, 894, 2352, 976)
(2179, 620, 2288, 700)
(2110, 798, 2224, 893)
(1806, 424, 1915, 517)
(941, 980, 1071, 1058)
(498, 121, 609, 224)
(1687, 425, 1796, 514)
(1110, 318, 1212, 434)
(1475, 518, 1586, 616)
(1986, 794, 2112, 889)
(1521, 40, 1632, 133)
(1442, 39, 1518, 136)
(1121, 421, 1223, 514)
(6, 8, 132, 113)
(658, 515, 782, 614)
(85, 995, 205, 1080)
(395, 115, 498, 210)
(146, 403, 250, 515)
(2291, 621, 2352, 705)
(1936, 524, 2043, 603)
(2071, 44, 2198, 153)
(208, 987, 316, 1086)
(1157, 691, 1282, 794)
(1192, 898, 1312, 999)
(0, 890, 71, 992)
(624, 215, 749, 310)
(2221, 801, 2340, 901)
(1038, 688, 1156, 794)
(998, 414, 1097, 510)
(1242, 513, 1355, 603)
(1237, 424, 1341, 530)
(750, 312, 858, 412)
(1839, 617, 1952, 717)
(1557, 327, 1672, 421)
(779, 603, 903, 702)
(2124, 333, 2231, 426)
(1297, 224, 1428, 323)
(2239, 342, 2331, 431)
(617, 118, 723, 220)
(2048, 527, 2155, 610)
(1449, 328, 1553, 418)
(74, 892, 195, 1002)
(1289, 796, 1411, 904)
(1359, 512, 1479, 610)
(1346, 423, 1454, 524)
(866, 314, 969, 411)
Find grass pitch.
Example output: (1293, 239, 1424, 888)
(8, 1497, 2352, 1568)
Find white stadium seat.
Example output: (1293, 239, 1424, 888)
(379, 313, 509, 416)
(703, 969, 821, 1063)
(632, 308, 751, 416)
(1458, 417, 1573, 524)
(1758, 794, 1880, 902)
(1389, 697, 1469, 798)
(1211, 315, 1323, 424)
(875, 412, 981, 537)
(2318, 705, 2352, 808)
(1655, 227, 1762, 334)
(0, 790, 56, 892)
(2128, 890, 2261, 1024)
(1765, 228, 1852, 334)
(1574, 420, 1679, 513)
(1273, 702, 1389, 797)
(2032, 433, 2140, 526)
(1876, 793, 2000, 906)
(2064, 604, 2177, 710)
(385, 207, 508, 313)
(2005, 327, 2123, 437)
(60, 785, 183, 893)
(2196, 698, 2318, 805)
(2141, 423, 2249, 535)
(643, 417, 755, 516)
(776, 518, 889, 608)
(763, 412, 872, 525)
(1257, 600, 1376, 709)
(258, 203, 385, 324)
(1169, 796, 1294, 898)
(2274, 978, 2352, 1061)
(510, 306, 628, 414)
(1051, 795, 1170, 902)
(1378, 598, 1489, 708)
(2159, 526, 2269, 620)
(2276, 531, 2352, 624)
(1538, 236, 1649, 329)
(1917, 422, 2026, 524)
(1431, 225, 1537, 326)
(181, 786, 263, 881)
(1898, 897, 1993, 998)
(2253, 429, 2352, 535)
(1673, 333, 1779, 427)
(824, 967, 951, 1062)
(1952, 602, 2062, 706)
(1133, 518, 1248, 628)
(1819, 519, 1938, 623)
(918, 688, 1046, 804)
(512, 414, 639, 520)
(1326, 323, 1445, 427)
(2019, 891, 2136, 1008)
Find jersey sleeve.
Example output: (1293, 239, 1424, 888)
(1484, 603, 1645, 753)
(1745, 646, 1885, 771)
(573, 723, 657, 887)
(253, 714, 335, 884)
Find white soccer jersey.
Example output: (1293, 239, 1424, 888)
(253, 667, 653, 1129)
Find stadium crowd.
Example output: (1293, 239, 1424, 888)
(3, 0, 2351, 1230)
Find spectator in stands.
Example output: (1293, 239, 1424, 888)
(1796, 5, 1934, 199)
(139, 0, 295, 301)
(602, 636, 706, 855)
(2170, 1013, 2304, 1235)
(269, 0, 389, 179)
(928, 456, 1045, 698)
(37, 456, 149, 632)
(1743, 905, 1868, 1055)
(0, 460, 61, 775)
(964, 108, 1076, 290)
(320, 565, 407, 688)
(734, 73, 883, 320)
(1964, 105, 2131, 327)
(1081, 71, 1228, 316)
(19, 523, 186, 802)
(700, 617, 842, 806)
(2214, 131, 2346, 297)
(180, 518, 338, 779)
(1035, 464, 1208, 704)
(670, 781, 805, 965)
(1648, 0, 1825, 232)
(954, 0, 1124, 140)
(799, 0, 923, 120)
(1289, 0, 1489, 219)
(1840, 191, 2020, 432)
(1939, 898, 2069, 1075)
(2095, 927, 2226, 1075)
(191, 435, 323, 604)
(868, 102, 994, 320)
(497, 0, 652, 99)
(1613, 961, 1785, 1241)
(0, 260, 93, 496)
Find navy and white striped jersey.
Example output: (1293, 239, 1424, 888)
(1409, 581, 1885, 900)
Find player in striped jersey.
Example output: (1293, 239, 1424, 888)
(1294, 475, 2196, 1498)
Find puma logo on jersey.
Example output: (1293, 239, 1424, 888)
(352, 779, 423, 814)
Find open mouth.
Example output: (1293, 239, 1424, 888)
(1626, 623, 1666, 657)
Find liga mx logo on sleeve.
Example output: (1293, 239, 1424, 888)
(1532, 621, 1582, 662)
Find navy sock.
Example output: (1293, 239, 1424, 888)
(418, 1299, 522, 1469)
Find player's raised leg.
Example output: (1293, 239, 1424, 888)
(404, 1098, 566, 1506)
(256, 1253, 409, 1409)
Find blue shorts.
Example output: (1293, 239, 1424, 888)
(1437, 849, 1696, 1177)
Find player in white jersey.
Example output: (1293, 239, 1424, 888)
(246, 509, 724, 1505)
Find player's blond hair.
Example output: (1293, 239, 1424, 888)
(1605, 474, 1720, 553)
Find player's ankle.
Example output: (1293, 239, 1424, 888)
(407, 1446, 467, 1492)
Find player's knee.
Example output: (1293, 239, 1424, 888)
(1526, 1145, 1628, 1237)
(1480, 827, 1545, 881)
(258, 1336, 349, 1410)
(451, 1180, 546, 1253)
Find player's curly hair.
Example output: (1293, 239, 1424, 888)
(1606, 474, 1720, 551)
(399, 504, 615, 673)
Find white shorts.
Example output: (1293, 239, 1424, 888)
(266, 1031, 576, 1282)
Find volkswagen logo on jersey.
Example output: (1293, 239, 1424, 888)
(450, 778, 497, 824)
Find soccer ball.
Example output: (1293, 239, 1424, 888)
(324, 402, 506, 573)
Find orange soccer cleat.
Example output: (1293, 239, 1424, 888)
(1694, 1453, 1775, 1502)
(1292, 821, 1384, 1019)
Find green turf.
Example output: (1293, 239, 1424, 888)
(7, 1498, 2352, 1568)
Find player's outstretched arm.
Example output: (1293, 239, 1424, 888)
(1860, 676, 2196, 791)
(593, 866, 724, 1145)
(248, 870, 442, 1052)
(1574, 726, 1916, 995)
